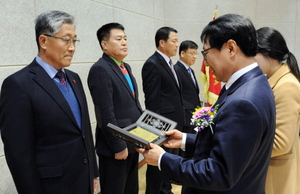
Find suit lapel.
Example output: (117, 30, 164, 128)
(127, 66, 143, 111)
(65, 70, 86, 130)
(103, 54, 136, 100)
(214, 66, 263, 108)
(178, 62, 199, 92)
(268, 64, 290, 89)
(155, 52, 181, 90)
(30, 62, 80, 130)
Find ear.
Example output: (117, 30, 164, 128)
(159, 39, 165, 48)
(39, 35, 47, 50)
(226, 39, 237, 57)
(180, 51, 185, 58)
(101, 40, 107, 50)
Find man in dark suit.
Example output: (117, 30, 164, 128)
(88, 23, 142, 194)
(138, 14, 276, 194)
(142, 26, 184, 194)
(174, 40, 201, 137)
(0, 11, 99, 194)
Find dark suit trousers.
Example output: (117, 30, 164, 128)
(98, 152, 139, 194)
(146, 147, 178, 194)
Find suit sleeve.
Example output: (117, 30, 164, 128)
(271, 76, 300, 157)
(160, 99, 266, 190)
(0, 76, 43, 193)
(88, 63, 127, 153)
(185, 133, 196, 155)
(142, 60, 161, 113)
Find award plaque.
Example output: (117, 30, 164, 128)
(108, 109, 177, 150)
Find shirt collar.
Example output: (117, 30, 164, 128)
(110, 56, 124, 66)
(35, 55, 65, 79)
(225, 62, 258, 90)
(156, 50, 172, 66)
(179, 60, 190, 70)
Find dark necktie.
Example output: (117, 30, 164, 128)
(169, 59, 179, 86)
(214, 85, 227, 107)
(219, 85, 226, 96)
(188, 67, 196, 86)
(56, 71, 67, 87)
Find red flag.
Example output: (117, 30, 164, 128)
(200, 6, 221, 107)
(200, 60, 221, 106)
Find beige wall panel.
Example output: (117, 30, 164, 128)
(0, 157, 17, 193)
(0, 0, 36, 66)
(256, 0, 297, 22)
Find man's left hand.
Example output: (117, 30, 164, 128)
(93, 178, 99, 194)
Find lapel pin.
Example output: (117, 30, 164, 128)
(72, 80, 76, 83)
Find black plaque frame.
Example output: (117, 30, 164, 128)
(108, 109, 177, 150)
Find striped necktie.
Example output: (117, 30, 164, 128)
(119, 63, 135, 96)
(56, 71, 67, 86)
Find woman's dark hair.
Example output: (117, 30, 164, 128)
(257, 27, 300, 81)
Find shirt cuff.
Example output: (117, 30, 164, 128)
(181, 133, 187, 151)
(158, 151, 166, 171)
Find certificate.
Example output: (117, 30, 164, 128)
(129, 127, 159, 142)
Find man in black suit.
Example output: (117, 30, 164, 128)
(142, 26, 184, 194)
(138, 14, 276, 194)
(88, 23, 142, 194)
(0, 10, 99, 194)
(174, 40, 201, 137)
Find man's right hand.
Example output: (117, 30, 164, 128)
(115, 148, 128, 160)
(163, 129, 183, 148)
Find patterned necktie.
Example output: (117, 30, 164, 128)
(119, 63, 135, 96)
(169, 59, 179, 86)
(56, 71, 67, 87)
(188, 67, 196, 86)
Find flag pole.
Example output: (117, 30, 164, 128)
(199, 5, 221, 107)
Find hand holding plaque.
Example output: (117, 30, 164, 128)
(108, 110, 177, 150)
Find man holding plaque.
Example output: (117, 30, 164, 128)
(138, 14, 276, 194)
(88, 23, 143, 194)
(142, 27, 184, 194)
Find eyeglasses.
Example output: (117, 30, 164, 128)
(187, 52, 198, 57)
(43, 34, 80, 46)
(201, 47, 214, 59)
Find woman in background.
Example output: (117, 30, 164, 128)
(255, 27, 300, 194)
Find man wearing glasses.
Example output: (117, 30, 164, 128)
(174, 40, 201, 142)
(0, 10, 99, 194)
(138, 14, 276, 194)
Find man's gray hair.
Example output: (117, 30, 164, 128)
(35, 10, 75, 49)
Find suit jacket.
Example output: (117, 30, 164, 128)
(142, 51, 184, 131)
(160, 66, 276, 194)
(88, 53, 143, 156)
(265, 64, 300, 194)
(174, 61, 200, 132)
(0, 59, 98, 194)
